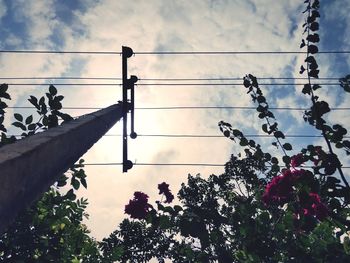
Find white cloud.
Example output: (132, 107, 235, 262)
(1, 0, 349, 241)
(0, 0, 7, 19)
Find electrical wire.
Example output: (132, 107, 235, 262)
(1, 50, 350, 55)
(102, 134, 350, 139)
(82, 162, 350, 168)
(0, 77, 122, 80)
(0, 82, 342, 86)
(7, 106, 350, 111)
(0, 77, 342, 81)
(134, 51, 350, 55)
(8, 133, 350, 139)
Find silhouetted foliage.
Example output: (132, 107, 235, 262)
(1, 0, 349, 262)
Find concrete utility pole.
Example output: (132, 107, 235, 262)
(0, 104, 123, 234)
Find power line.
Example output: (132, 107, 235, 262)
(134, 51, 350, 55)
(137, 106, 349, 111)
(0, 77, 342, 81)
(0, 77, 122, 80)
(7, 106, 350, 111)
(4, 83, 121, 86)
(9, 133, 350, 139)
(0, 82, 342, 86)
(137, 83, 340, 86)
(1, 50, 350, 55)
(103, 134, 350, 139)
(0, 50, 121, 55)
(82, 162, 350, 168)
(139, 77, 341, 81)
(83, 162, 223, 167)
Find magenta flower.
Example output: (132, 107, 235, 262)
(262, 169, 300, 205)
(291, 153, 304, 167)
(124, 191, 150, 219)
(158, 182, 174, 203)
(301, 192, 328, 221)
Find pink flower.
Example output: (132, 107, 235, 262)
(291, 153, 304, 167)
(301, 193, 328, 221)
(158, 182, 174, 203)
(125, 191, 150, 219)
(262, 170, 297, 205)
(158, 182, 170, 195)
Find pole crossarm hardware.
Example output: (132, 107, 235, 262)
(122, 46, 138, 172)
(0, 104, 123, 234)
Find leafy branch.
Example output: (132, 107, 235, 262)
(243, 74, 293, 164)
(300, 0, 350, 190)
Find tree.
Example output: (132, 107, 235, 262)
(1, 0, 350, 262)
(102, 1, 350, 262)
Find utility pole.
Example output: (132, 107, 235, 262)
(0, 104, 123, 234)
(0, 46, 138, 234)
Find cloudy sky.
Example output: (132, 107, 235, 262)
(0, 0, 349, 240)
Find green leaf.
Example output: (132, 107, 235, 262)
(56, 111, 73, 121)
(223, 130, 230, 137)
(264, 153, 271, 161)
(49, 85, 57, 96)
(231, 129, 242, 137)
(282, 155, 291, 165)
(271, 157, 279, 164)
(308, 45, 318, 54)
(66, 189, 76, 200)
(309, 22, 319, 31)
(257, 96, 266, 103)
(239, 137, 249, 146)
(28, 123, 36, 131)
(28, 96, 39, 109)
(25, 115, 33, 125)
(0, 92, 11, 100)
(174, 205, 183, 213)
(0, 83, 8, 93)
(248, 140, 255, 147)
(12, 121, 26, 131)
(305, 56, 316, 64)
(283, 143, 292, 151)
(71, 177, 80, 190)
(80, 177, 87, 189)
(262, 124, 268, 133)
(307, 34, 320, 43)
(14, 113, 23, 122)
(309, 69, 319, 78)
(159, 215, 171, 229)
(274, 131, 285, 139)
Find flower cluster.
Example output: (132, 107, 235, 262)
(263, 156, 328, 224)
(291, 153, 304, 167)
(262, 169, 298, 204)
(302, 192, 328, 220)
(158, 182, 174, 203)
(124, 191, 151, 219)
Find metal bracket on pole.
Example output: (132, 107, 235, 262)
(122, 46, 138, 172)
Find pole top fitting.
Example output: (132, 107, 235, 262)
(123, 160, 133, 172)
(122, 46, 134, 58)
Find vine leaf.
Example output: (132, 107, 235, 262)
(310, 22, 319, 31)
(14, 113, 23, 122)
(308, 45, 318, 54)
(283, 143, 293, 151)
(307, 34, 319, 43)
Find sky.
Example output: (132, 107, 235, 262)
(0, 0, 349, 241)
